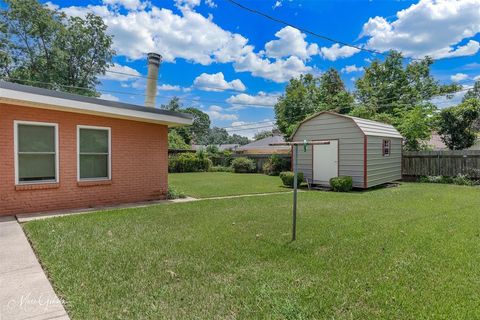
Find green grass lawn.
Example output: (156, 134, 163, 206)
(169, 172, 290, 198)
(24, 183, 480, 319)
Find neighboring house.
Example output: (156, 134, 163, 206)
(0, 81, 192, 215)
(426, 132, 480, 150)
(235, 135, 291, 155)
(192, 144, 239, 152)
(291, 111, 403, 188)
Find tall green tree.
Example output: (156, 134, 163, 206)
(274, 71, 352, 136)
(162, 97, 211, 145)
(1, 0, 115, 96)
(354, 51, 459, 115)
(318, 68, 354, 113)
(253, 130, 273, 141)
(437, 99, 480, 150)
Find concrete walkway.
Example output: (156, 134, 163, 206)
(0, 216, 69, 320)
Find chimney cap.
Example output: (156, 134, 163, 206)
(147, 52, 162, 66)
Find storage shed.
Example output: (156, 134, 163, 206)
(291, 111, 403, 188)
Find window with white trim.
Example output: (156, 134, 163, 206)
(383, 139, 391, 157)
(78, 126, 111, 180)
(15, 122, 58, 183)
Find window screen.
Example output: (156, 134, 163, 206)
(79, 128, 110, 179)
(17, 124, 57, 182)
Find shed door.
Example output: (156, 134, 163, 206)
(313, 140, 338, 184)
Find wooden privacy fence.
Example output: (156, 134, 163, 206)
(402, 150, 480, 178)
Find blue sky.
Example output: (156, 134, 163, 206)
(45, 0, 480, 138)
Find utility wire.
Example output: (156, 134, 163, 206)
(2, 77, 470, 132)
(224, 0, 402, 59)
(105, 69, 271, 96)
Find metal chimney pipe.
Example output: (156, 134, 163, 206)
(145, 52, 162, 107)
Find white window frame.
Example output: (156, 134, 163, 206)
(77, 125, 111, 182)
(14, 120, 59, 185)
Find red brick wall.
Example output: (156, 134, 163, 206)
(0, 103, 169, 215)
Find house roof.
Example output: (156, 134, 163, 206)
(291, 111, 403, 139)
(192, 144, 239, 151)
(236, 135, 291, 154)
(0, 81, 193, 127)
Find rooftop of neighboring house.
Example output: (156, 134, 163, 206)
(236, 135, 291, 154)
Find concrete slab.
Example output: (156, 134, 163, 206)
(16, 197, 198, 222)
(0, 217, 69, 320)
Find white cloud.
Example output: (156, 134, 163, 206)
(320, 43, 360, 61)
(175, 0, 200, 9)
(234, 54, 312, 83)
(272, 1, 282, 9)
(265, 26, 318, 60)
(451, 73, 469, 82)
(226, 92, 278, 110)
(474, 75, 480, 81)
(360, 0, 480, 59)
(157, 84, 181, 91)
(205, 0, 217, 8)
(100, 93, 120, 101)
(100, 63, 141, 81)
(430, 85, 472, 108)
(193, 72, 246, 92)
(206, 105, 238, 120)
(341, 64, 364, 73)
(61, 3, 250, 65)
(59, 2, 315, 83)
(102, 0, 143, 10)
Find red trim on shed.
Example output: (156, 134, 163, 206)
(364, 135, 368, 188)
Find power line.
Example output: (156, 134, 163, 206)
(2, 77, 470, 133)
(224, 0, 399, 60)
(1, 77, 279, 108)
(105, 69, 282, 96)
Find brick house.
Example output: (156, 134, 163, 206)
(0, 81, 192, 215)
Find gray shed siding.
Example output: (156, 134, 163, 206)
(292, 113, 365, 187)
(366, 136, 402, 187)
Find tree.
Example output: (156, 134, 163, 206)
(253, 130, 273, 141)
(274, 71, 352, 137)
(168, 130, 189, 149)
(183, 107, 211, 143)
(203, 127, 230, 145)
(1, 0, 115, 96)
(318, 68, 354, 113)
(228, 133, 249, 145)
(437, 99, 480, 150)
(463, 80, 480, 102)
(354, 51, 459, 115)
(395, 104, 436, 151)
(161, 97, 182, 112)
(162, 98, 211, 145)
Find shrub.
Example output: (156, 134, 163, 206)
(168, 153, 212, 173)
(209, 150, 233, 167)
(329, 176, 353, 192)
(231, 157, 256, 173)
(209, 166, 234, 173)
(452, 174, 475, 186)
(166, 185, 186, 199)
(279, 171, 304, 188)
(263, 154, 287, 176)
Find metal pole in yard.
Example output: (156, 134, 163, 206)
(292, 144, 298, 241)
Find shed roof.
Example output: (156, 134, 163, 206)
(0, 81, 193, 127)
(291, 111, 403, 139)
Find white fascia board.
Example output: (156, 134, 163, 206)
(0, 88, 193, 127)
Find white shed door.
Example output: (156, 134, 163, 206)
(313, 140, 338, 183)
